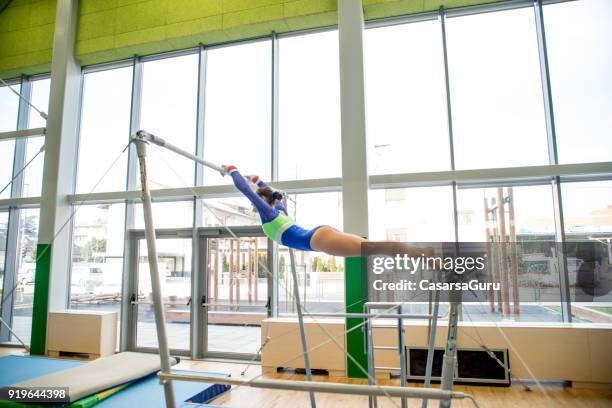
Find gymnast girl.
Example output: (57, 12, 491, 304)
(221, 165, 427, 258)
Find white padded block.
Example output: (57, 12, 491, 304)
(16, 352, 177, 402)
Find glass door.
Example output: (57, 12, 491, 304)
(129, 231, 192, 355)
(200, 228, 272, 358)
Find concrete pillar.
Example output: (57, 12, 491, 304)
(30, 0, 80, 355)
(338, 0, 370, 378)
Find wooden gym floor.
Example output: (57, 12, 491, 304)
(1, 347, 610, 407)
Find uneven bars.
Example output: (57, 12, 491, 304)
(157, 372, 469, 401)
(135, 130, 224, 173)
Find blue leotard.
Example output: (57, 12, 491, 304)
(228, 169, 323, 251)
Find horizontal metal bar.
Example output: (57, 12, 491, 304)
(375, 366, 401, 371)
(364, 302, 405, 308)
(82, 59, 134, 74)
(135, 130, 224, 173)
(369, 162, 612, 189)
(0, 196, 41, 209)
(303, 312, 433, 320)
(138, 47, 199, 63)
(0, 127, 46, 141)
(202, 303, 267, 308)
(445, 0, 532, 18)
(68, 178, 343, 204)
(373, 346, 398, 350)
(276, 25, 337, 40)
(559, 173, 612, 184)
(157, 372, 466, 400)
(67, 161, 612, 205)
(203, 34, 273, 51)
(131, 301, 190, 307)
(365, 11, 438, 29)
(28, 73, 51, 81)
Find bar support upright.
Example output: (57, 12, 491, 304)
(134, 137, 176, 408)
(288, 247, 317, 408)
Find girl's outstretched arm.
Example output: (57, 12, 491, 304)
(224, 166, 278, 222)
(246, 174, 288, 215)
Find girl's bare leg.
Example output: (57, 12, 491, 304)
(310, 226, 433, 258)
(310, 226, 366, 257)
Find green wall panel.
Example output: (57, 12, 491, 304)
(1, 0, 507, 77)
(345, 256, 368, 378)
(0, 0, 56, 79)
(30, 243, 52, 355)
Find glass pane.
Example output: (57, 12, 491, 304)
(544, 0, 612, 163)
(457, 185, 562, 323)
(136, 238, 192, 351)
(446, 8, 549, 169)
(0, 212, 8, 302)
(134, 201, 193, 229)
(365, 20, 450, 174)
(13, 208, 39, 343)
(0, 82, 19, 132)
(562, 180, 612, 323)
(203, 41, 271, 186)
(69, 203, 126, 346)
(27, 78, 50, 129)
(279, 192, 344, 314)
(0, 83, 19, 199)
(206, 236, 268, 355)
(0, 139, 15, 200)
(200, 197, 260, 228)
(278, 31, 341, 180)
(77, 67, 132, 193)
(22, 137, 44, 197)
(139, 54, 199, 189)
(22, 79, 50, 197)
(369, 186, 455, 242)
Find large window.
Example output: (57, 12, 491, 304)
(139, 54, 199, 189)
(278, 31, 341, 180)
(369, 187, 455, 242)
(54, 0, 612, 352)
(365, 20, 450, 174)
(13, 208, 39, 343)
(279, 192, 344, 314)
(27, 78, 50, 129)
(203, 41, 271, 186)
(70, 204, 126, 302)
(562, 180, 612, 322)
(457, 185, 561, 323)
(544, 0, 612, 164)
(69, 203, 126, 349)
(200, 197, 260, 228)
(134, 201, 194, 229)
(0, 82, 19, 132)
(0, 212, 7, 303)
(446, 8, 549, 169)
(0, 83, 19, 199)
(23, 78, 50, 198)
(77, 67, 133, 193)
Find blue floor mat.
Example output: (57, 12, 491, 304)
(96, 370, 230, 408)
(0, 355, 230, 408)
(0, 355, 84, 387)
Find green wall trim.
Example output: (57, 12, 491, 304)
(345, 256, 368, 378)
(0, 0, 507, 78)
(30, 243, 51, 355)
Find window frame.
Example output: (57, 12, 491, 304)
(0, 0, 609, 349)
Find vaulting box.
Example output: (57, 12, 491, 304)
(47, 310, 118, 359)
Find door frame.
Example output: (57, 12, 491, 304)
(198, 226, 274, 360)
(126, 228, 194, 357)
(125, 226, 275, 360)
